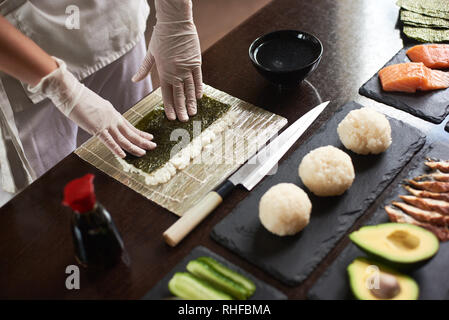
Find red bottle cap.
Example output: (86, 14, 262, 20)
(62, 174, 96, 213)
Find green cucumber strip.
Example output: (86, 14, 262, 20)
(196, 257, 256, 297)
(186, 260, 249, 300)
(168, 272, 233, 300)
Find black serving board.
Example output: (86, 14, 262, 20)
(211, 101, 426, 286)
(141, 246, 287, 300)
(308, 142, 449, 300)
(359, 47, 449, 124)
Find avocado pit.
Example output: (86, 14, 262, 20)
(370, 272, 401, 299)
(347, 257, 419, 300)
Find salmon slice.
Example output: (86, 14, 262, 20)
(406, 44, 449, 69)
(399, 195, 449, 215)
(378, 62, 449, 92)
(386, 206, 449, 241)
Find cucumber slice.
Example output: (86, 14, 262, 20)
(187, 260, 249, 300)
(168, 272, 233, 300)
(197, 257, 256, 297)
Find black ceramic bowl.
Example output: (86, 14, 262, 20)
(249, 30, 323, 87)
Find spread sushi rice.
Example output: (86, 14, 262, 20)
(117, 109, 238, 186)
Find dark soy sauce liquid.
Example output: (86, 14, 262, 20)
(71, 203, 128, 269)
(254, 38, 318, 71)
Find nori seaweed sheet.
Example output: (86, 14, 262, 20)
(403, 25, 449, 42)
(397, 0, 449, 42)
(124, 95, 231, 174)
(397, 0, 449, 19)
(401, 9, 449, 28)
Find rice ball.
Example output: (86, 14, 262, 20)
(337, 107, 392, 155)
(259, 183, 311, 236)
(299, 146, 355, 196)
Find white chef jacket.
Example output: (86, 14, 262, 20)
(0, 0, 150, 192)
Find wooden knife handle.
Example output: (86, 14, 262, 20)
(163, 180, 234, 247)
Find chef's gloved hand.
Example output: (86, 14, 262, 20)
(29, 57, 156, 158)
(132, 0, 202, 122)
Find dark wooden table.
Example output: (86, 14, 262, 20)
(1, 0, 447, 299)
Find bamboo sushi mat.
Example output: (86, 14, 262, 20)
(75, 84, 287, 216)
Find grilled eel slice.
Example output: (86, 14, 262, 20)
(407, 179, 449, 193)
(415, 172, 449, 182)
(425, 159, 449, 173)
(386, 206, 449, 241)
(392, 202, 449, 226)
(399, 195, 449, 215)
(404, 186, 449, 202)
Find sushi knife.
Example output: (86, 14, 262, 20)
(163, 101, 330, 247)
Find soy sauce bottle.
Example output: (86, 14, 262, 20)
(63, 174, 128, 269)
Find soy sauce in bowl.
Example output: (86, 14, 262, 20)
(249, 30, 323, 87)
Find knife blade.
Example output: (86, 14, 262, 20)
(163, 101, 330, 246)
(229, 101, 330, 190)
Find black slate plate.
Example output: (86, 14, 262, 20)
(359, 47, 449, 124)
(141, 246, 287, 300)
(308, 142, 449, 300)
(445, 121, 449, 134)
(211, 101, 426, 286)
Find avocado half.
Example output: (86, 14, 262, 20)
(347, 257, 419, 300)
(349, 223, 439, 270)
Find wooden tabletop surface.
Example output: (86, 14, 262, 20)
(1, 0, 447, 299)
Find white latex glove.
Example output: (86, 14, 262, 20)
(132, 0, 202, 122)
(29, 57, 156, 158)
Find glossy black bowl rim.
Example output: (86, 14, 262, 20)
(249, 30, 323, 74)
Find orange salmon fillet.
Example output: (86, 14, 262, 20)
(378, 62, 449, 93)
(406, 44, 449, 69)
